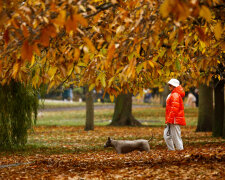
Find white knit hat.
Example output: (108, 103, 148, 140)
(168, 79, 180, 87)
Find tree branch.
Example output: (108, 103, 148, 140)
(84, 3, 117, 18)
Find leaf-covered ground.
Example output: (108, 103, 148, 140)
(0, 126, 225, 179)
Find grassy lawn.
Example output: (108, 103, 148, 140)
(37, 104, 198, 127)
(31, 101, 199, 151)
(38, 98, 161, 109)
(32, 100, 199, 150)
(39, 99, 112, 109)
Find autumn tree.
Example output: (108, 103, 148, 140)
(157, 0, 225, 137)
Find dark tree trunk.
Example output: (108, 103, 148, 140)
(223, 104, 225, 139)
(196, 84, 213, 132)
(161, 85, 169, 107)
(213, 80, 224, 137)
(110, 93, 141, 126)
(85, 87, 94, 131)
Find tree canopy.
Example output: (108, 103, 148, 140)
(0, 0, 224, 99)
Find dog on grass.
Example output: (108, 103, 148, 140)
(104, 137, 152, 154)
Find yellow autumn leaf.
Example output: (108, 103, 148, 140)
(109, 94, 114, 102)
(108, 77, 115, 87)
(74, 66, 81, 74)
(143, 61, 147, 69)
(32, 74, 39, 88)
(106, 34, 111, 43)
(136, 44, 141, 55)
(47, 81, 55, 92)
(53, 10, 66, 26)
(148, 60, 154, 68)
(159, 88, 164, 92)
(199, 5, 211, 22)
(169, 30, 176, 40)
(136, 63, 143, 74)
(89, 83, 95, 91)
(157, 69, 162, 76)
(83, 37, 96, 53)
(214, 22, 223, 40)
(116, 25, 125, 34)
(139, 89, 144, 98)
(93, 11, 103, 24)
(160, 0, 170, 18)
(185, 36, 190, 47)
(165, 68, 170, 76)
(83, 53, 90, 64)
(74, 48, 80, 61)
(97, 72, 106, 88)
(67, 64, 74, 75)
(218, 75, 221, 81)
(12, 62, 20, 78)
(29, 55, 35, 68)
(106, 41, 115, 67)
(77, 62, 87, 67)
(41, 57, 46, 65)
(100, 74, 106, 88)
(48, 66, 57, 80)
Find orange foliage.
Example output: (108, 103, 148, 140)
(0, 0, 224, 94)
(21, 40, 33, 62)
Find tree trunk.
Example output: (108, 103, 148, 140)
(196, 84, 213, 132)
(84, 87, 94, 131)
(110, 93, 141, 126)
(213, 80, 224, 137)
(223, 103, 225, 139)
(161, 85, 169, 107)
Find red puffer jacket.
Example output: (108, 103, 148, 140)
(165, 85, 186, 126)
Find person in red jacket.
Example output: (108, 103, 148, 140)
(164, 78, 186, 150)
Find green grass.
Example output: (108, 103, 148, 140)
(37, 109, 113, 126)
(39, 99, 112, 109)
(37, 106, 198, 127)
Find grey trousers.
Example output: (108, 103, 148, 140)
(164, 124, 184, 150)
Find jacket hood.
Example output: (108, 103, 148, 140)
(172, 85, 185, 98)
